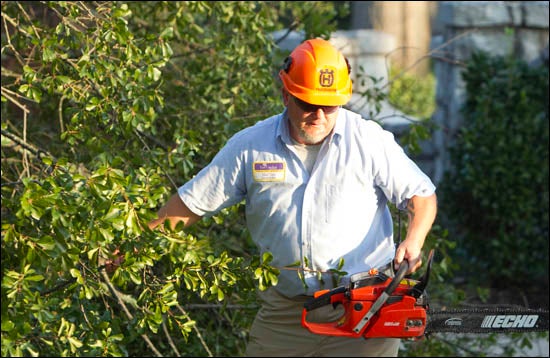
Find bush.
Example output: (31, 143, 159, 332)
(388, 66, 436, 120)
(439, 51, 549, 286)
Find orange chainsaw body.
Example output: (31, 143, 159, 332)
(301, 271, 428, 339)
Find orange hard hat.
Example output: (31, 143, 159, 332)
(279, 38, 352, 106)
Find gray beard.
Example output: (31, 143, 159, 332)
(296, 128, 327, 145)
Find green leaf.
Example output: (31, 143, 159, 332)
(157, 282, 174, 295)
(159, 27, 174, 39)
(1, 320, 15, 332)
(98, 227, 114, 242)
(25, 274, 44, 282)
(42, 47, 56, 62)
(68, 336, 83, 349)
(37, 236, 56, 251)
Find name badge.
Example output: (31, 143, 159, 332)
(252, 161, 285, 182)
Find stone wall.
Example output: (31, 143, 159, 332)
(431, 1, 549, 184)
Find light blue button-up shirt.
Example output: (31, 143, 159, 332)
(178, 108, 436, 297)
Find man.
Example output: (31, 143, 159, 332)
(148, 38, 437, 356)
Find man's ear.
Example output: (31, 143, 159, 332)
(281, 88, 290, 107)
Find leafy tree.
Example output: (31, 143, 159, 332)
(1, 1, 347, 356)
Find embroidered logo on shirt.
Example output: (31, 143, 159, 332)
(252, 161, 285, 182)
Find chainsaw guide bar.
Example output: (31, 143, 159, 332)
(426, 308, 549, 334)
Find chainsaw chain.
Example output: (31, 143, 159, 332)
(426, 308, 549, 334)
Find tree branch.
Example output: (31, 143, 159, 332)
(99, 268, 163, 357)
(175, 303, 214, 357)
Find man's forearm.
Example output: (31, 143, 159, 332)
(405, 193, 438, 247)
(394, 192, 438, 273)
(148, 193, 202, 230)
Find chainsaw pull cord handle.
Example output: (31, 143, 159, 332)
(352, 259, 410, 334)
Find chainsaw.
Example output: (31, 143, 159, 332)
(302, 250, 549, 339)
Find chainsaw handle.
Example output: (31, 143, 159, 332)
(384, 259, 409, 296)
(303, 286, 347, 312)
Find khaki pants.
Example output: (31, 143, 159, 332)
(245, 287, 400, 357)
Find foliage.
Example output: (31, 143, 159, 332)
(373, 55, 549, 357)
(389, 65, 437, 157)
(0, 1, 347, 356)
(438, 51, 549, 286)
(388, 66, 436, 120)
(403, 331, 549, 357)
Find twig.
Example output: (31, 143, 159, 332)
(1, 87, 30, 114)
(272, 2, 319, 46)
(162, 320, 181, 357)
(99, 268, 163, 357)
(1, 12, 25, 66)
(1, 128, 51, 159)
(58, 94, 66, 134)
(40, 277, 77, 296)
(132, 128, 179, 191)
(436, 335, 481, 356)
(22, 109, 29, 178)
(175, 303, 214, 357)
(383, 28, 478, 90)
(16, 2, 41, 41)
(80, 303, 94, 330)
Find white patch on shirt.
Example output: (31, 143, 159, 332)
(252, 161, 286, 182)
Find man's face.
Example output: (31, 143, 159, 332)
(283, 90, 340, 145)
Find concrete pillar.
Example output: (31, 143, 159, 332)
(331, 29, 417, 134)
(350, 1, 433, 75)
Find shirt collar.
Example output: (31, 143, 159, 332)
(276, 109, 292, 145)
